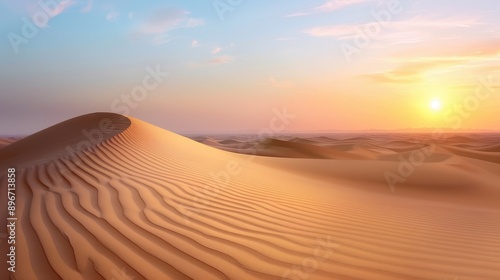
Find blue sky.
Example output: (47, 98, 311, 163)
(1, 0, 499, 135)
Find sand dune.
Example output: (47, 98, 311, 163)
(0, 137, 21, 149)
(441, 145, 500, 164)
(1, 113, 500, 279)
(253, 138, 368, 159)
(0, 113, 130, 167)
(476, 144, 500, 153)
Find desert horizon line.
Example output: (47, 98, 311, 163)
(2, 112, 500, 138)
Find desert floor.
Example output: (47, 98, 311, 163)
(1, 113, 499, 280)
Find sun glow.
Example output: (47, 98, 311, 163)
(430, 98, 442, 111)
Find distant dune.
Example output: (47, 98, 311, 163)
(0, 137, 21, 149)
(1, 113, 500, 279)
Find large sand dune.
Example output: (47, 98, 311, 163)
(1, 113, 500, 279)
(0, 138, 22, 149)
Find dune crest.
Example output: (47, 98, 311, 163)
(0, 113, 130, 167)
(1, 114, 500, 279)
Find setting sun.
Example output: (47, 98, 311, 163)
(430, 98, 442, 111)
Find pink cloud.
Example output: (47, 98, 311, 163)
(190, 55, 233, 68)
(206, 55, 233, 65)
(138, 8, 186, 34)
(31, 0, 76, 28)
(212, 47, 222, 54)
(50, 0, 76, 17)
(314, 0, 368, 12)
(286, 0, 370, 17)
(304, 25, 353, 38)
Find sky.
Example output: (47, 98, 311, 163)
(1, 0, 499, 135)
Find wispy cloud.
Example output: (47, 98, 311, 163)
(363, 61, 456, 84)
(212, 47, 222, 54)
(190, 55, 233, 68)
(191, 40, 199, 47)
(285, 12, 310, 18)
(304, 17, 482, 38)
(152, 34, 172, 46)
(136, 8, 193, 34)
(106, 11, 119, 22)
(185, 18, 204, 28)
(403, 17, 480, 28)
(51, 0, 76, 17)
(314, 0, 368, 12)
(33, 0, 76, 27)
(304, 25, 353, 38)
(286, 0, 370, 17)
(269, 77, 293, 88)
(132, 7, 204, 45)
(362, 44, 500, 84)
(81, 0, 92, 13)
(208, 55, 233, 65)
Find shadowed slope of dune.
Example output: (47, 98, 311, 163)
(473, 143, 500, 153)
(442, 144, 500, 164)
(0, 137, 21, 149)
(381, 141, 428, 153)
(254, 138, 369, 160)
(0, 113, 130, 166)
(1, 113, 500, 280)
(449, 143, 500, 152)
